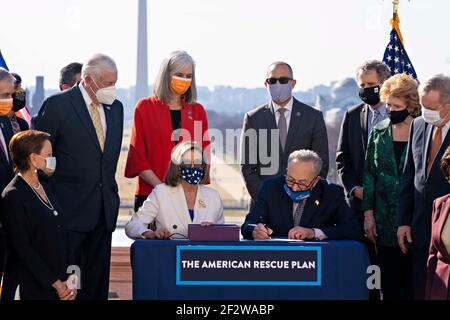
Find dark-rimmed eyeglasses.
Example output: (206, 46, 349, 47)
(266, 77, 293, 85)
(285, 175, 317, 189)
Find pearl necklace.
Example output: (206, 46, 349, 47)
(19, 174, 59, 217)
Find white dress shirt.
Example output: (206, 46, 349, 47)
(272, 97, 294, 132)
(79, 83, 107, 137)
(292, 202, 327, 240)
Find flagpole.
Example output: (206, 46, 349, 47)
(390, 0, 404, 44)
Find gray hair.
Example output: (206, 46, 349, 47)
(81, 53, 117, 78)
(288, 149, 323, 176)
(153, 50, 197, 104)
(356, 60, 391, 84)
(0, 67, 15, 83)
(418, 74, 450, 104)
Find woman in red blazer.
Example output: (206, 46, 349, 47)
(125, 51, 210, 212)
(426, 146, 450, 300)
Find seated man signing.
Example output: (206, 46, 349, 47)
(241, 149, 362, 241)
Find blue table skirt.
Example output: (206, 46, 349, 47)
(131, 239, 370, 300)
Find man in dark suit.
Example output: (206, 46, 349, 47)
(241, 62, 329, 202)
(335, 60, 391, 300)
(35, 54, 124, 300)
(397, 74, 450, 300)
(241, 149, 361, 241)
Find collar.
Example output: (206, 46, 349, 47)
(272, 97, 294, 113)
(368, 103, 387, 116)
(79, 82, 93, 107)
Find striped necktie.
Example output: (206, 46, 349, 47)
(90, 102, 105, 151)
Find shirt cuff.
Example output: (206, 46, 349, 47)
(313, 228, 328, 240)
(348, 186, 361, 198)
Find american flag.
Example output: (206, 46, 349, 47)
(382, 20, 418, 80)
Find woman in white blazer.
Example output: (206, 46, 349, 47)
(125, 141, 224, 239)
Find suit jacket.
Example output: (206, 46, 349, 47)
(336, 103, 368, 222)
(362, 118, 406, 247)
(1, 176, 68, 300)
(125, 184, 224, 239)
(0, 117, 15, 195)
(241, 98, 329, 200)
(35, 84, 124, 233)
(397, 117, 450, 249)
(241, 176, 362, 240)
(426, 193, 450, 300)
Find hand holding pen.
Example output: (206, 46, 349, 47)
(248, 223, 273, 240)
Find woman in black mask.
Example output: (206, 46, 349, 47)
(362, 73, 421, 300)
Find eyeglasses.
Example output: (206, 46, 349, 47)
(266, 77, 293, 85)
(285, 175, 317, 189)
(180, 163, 205, 169)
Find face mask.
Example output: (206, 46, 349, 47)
(12, 89, 26, 112)
(267, 83, 292, 104)
(422, 106, 446, 127)
(38, 155, 56, 171)
(283, 183, 311, 203)
(91, 79, 116, 105)
(389, 108, 410, 125)
(171, 76, 192, 95)
(359, 85, 381, 106)
(181, 167, 204, 185)
(0, 98, 13, 116)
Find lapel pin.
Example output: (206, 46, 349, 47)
(315, 200, 320, 206)
(198, 199, 206, 209)
(106, 106, 111, 111)
(296, 112, 301, 116)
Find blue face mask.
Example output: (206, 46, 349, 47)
(283, 183, 311, 203)
(181, 167, 204, 185)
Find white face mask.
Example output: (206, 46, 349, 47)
(91, 79, 116, 105)
(422, 106, 445, 127)
(39, 155, 56, 171)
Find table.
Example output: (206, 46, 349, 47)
(131, 239, 370, 300)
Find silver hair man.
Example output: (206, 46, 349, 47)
(288, 149, 323, 176)
(419, 74, 450, 103)
(356, 60, 391, 84)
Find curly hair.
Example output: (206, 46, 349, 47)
(380, 73, 421, 117)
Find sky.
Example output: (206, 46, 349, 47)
(0, 0, 449, 91)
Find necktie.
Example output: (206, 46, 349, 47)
(90, 102, 105, 151)
(293, 199, 307, 227)
(371, 109, 381, 129)
(426, 126, 443, 176)
(278, 108, 288, 150)
(10, 117, 21, 134)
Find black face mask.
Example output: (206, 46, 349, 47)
(389, 108, 410, 124)
(359, 85, 381, 106)
(12, 89, 26, 112)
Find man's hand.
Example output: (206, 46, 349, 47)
(364, 210, 377, 244)
(397, 225, 413, 254)
(288, 227, 315, 240)
(252, 223, 273, 240)
(354, 187, 364, 200)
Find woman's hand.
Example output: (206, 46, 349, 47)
(200, 221, 214, 227)
(364, 210, 377, 244)
(52, 279, 75, 300)
(142, 229, 171, 239)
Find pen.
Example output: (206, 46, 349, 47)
(247, 223, 270, 231)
